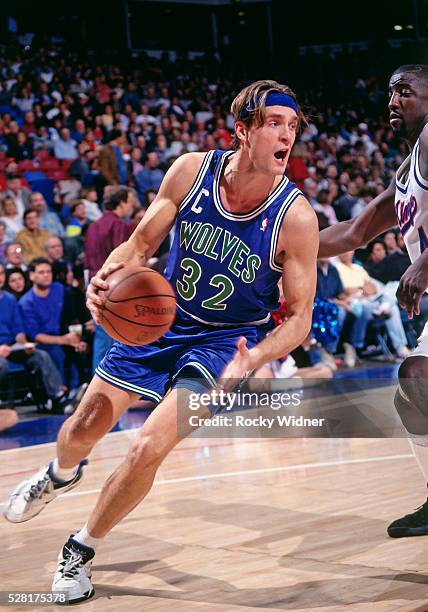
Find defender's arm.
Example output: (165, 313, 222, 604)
(318, 178, 397, 257)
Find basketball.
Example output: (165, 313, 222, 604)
(101, 266, 176, 346)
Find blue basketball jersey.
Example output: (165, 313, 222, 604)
(165, 149, 302, 326)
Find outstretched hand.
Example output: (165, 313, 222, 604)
(218, 337, 253, 392)
(396, 256, 428, 319)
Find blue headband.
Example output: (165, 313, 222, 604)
(239, 92, 299, 119)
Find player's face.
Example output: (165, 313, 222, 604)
(388, 73, 428, 142)
(246, 106, 298, 175)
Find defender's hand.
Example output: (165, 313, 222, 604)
(86, 262, 124, 324)
(396, 256, 428, 319)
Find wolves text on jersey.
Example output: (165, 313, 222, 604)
(179, 221, 262, 284)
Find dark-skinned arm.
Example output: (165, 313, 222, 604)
(318, 177, 397, 257)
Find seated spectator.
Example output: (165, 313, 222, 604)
(335, 251, 409, 359)
(16, 210, 53, 264)
(6, 175, 31, 217)
(5, 242, 27, 271)
(315, 258, 349, 355)
(364, 239, 411, 284)
(351, 186, 378, 218)
(0, 220, 9, 263)
(14, 131, 34, 161)
(53, 127, 78, 160)
(29, 192, 64, 238)
(65, 201, 90, 238)
(4, 267, 30, 300)
(313, 189, 338, 225)
(135, 152, 165, 202)
(0, 262, 70, 411)
(18, 258, 88, 387)
(383, 230, 400, 254)
(0, 195, 24, 241)
(79, 187, 102, 222)
(333, 181, 360, 222)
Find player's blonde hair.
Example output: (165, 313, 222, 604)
(231, 79, 306, 150)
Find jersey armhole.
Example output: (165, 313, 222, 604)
(414, 141, 428, 191)
(269, 189, 301, 272)
(179, 150, 216, 211)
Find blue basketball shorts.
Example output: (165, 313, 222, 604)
(96, 310, 272, 404)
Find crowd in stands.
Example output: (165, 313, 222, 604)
(0, 43, 424, 412)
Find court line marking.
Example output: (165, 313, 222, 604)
(63, 453, 414, 498)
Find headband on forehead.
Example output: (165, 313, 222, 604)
(239, 92, 299, 119)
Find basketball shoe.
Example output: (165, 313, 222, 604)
(52, 536, 95, 604)
(3, 459, 88, 523)
(387, 490, 428, 537)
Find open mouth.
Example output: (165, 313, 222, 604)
(274, 150, 287, 161)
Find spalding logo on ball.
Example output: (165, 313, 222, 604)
(101, 266, 176, 345)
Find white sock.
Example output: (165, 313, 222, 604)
(51, 458, 78, 482)
(409, 437, 428, 482)
(73, 524, 102, 550)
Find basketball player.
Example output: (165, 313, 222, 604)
(319, 64, 428, 538)
(3, 80, 319, 603)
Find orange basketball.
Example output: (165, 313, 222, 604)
(101, 266, 176, 346)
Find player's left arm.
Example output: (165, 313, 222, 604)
(396, 124, 428, 318)
(220, 197, 318, 383)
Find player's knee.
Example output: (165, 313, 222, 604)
(128, 434, 165, 471)
(398, 356, 428, 404)
(66, 395, 112, 447)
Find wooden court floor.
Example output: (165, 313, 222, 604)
(2, 392, 428, 610)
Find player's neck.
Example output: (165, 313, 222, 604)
(223, 150, 281, 209)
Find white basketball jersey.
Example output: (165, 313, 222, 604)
(395, 139, 428, 264)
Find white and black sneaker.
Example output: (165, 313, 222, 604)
(3, 459, 88, 523)
(52, 536, 95, 604)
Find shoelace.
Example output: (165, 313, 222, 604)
(24, 475, 51, 501)
(62, 550, 84, 579)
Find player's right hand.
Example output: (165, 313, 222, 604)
(86, 262, 125, 324)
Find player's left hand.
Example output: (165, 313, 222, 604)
(218, 337, 253, 392)
(396, 255, 428, 318)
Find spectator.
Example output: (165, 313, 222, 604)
(18, 258, 87, 387)
(315, 258, 350, 355)
(53, 127, 78, 160)
(65, 201, 90, 237)
(313, 189, 338, 226)
(6, 175, 31, 217)
(333, 181, 360, 222)
(79, 187, 102, 221)
(0, 220, 9, 263)
(85, 186, 132, 369)
(44, 236, 72, 284)
(4, 267, 30, 300)
(0, 195, 23, 241)
(16, 210, 53, 264)
(14, 131, 34, 161)
(29, 192, 64, 237)
(85, 186, 132, 279)
(98, 130, 127, 186)
(0, 261, 69, 411)
(5, 242, 27, 271)
(335, 252, 409, 359)
(384, 230, 400, 254)
(135, 151, 165, 201)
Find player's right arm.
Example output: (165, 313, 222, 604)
(87, 152, 205, 322)
(318, 177, 397, 257)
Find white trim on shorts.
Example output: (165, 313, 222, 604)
(95, 366, 163, 403)
(173, 361, 217, 388)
